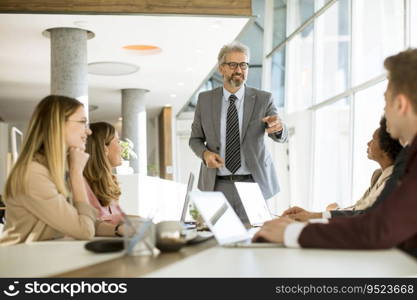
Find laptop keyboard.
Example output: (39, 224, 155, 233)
(186, 231, 214, 245)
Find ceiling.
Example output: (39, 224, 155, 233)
(0, 13, 250, 124)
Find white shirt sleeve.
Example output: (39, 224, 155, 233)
(283, 218, 330, 248)
(283, 222, 307, 248)
(322, 211, 332, 219)
(308, 218, 330, 224)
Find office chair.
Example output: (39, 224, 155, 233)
(0, 195, 5, 224)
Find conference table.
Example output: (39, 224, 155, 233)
(1, 238, 417, 277)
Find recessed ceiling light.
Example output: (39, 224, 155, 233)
(196, 49, 203, 54)
(118, 117, 123, 121)
(177, 82, 184, 86)
(88, 62, 139, 76)
(123, 45, 162, 55)
(170, 94, 177, 98)
(186, 67, 193, 72)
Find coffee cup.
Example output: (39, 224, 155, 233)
(156, 221, 187, 252)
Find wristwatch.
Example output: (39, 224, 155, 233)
(115, 223, 123, 237)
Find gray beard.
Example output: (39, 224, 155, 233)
(227, 76, 245, 88)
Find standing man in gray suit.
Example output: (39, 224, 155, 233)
(189, 42, 288, 224)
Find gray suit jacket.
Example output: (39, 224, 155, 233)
(189, 86, 288, 199)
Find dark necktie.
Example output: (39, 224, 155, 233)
(225, 94, 241, 174)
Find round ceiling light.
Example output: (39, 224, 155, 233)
(88, 62, 139, 76)
(123, 45, 162, 55)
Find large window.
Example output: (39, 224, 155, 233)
(273, 0, 287, 46)
(315, 0, 350, 102)
(351, 81, 387, 202)
(286, 24, 314, 113)
(315, 0, 333, 12)
(287, 0, 315, 34)
(352, 0, 404, 85)
(265, 0, 410, 212)
(412, 0, 417, 47)
(271, 48, 286, 107)
(286, 110, 313, 207)
(312, 99, 350, 210)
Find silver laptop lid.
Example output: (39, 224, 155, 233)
(190, 191, 250, 245)
(234, 182, 273, 226)
(180, 173, 195, 222)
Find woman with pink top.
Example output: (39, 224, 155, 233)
(84, 122, 125, 236)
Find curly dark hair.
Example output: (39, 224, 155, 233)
(378, 116, 403, 161)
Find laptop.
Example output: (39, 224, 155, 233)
(235, 182, 273, 227)
(180, 172, 195, 226)
(190, 191, 282, 248)
(180, 173, 214, 244)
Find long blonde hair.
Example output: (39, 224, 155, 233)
(4, 95, 83, 200)
(84, 122, 121, 207)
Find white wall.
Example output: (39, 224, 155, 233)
(175, 117, 202, 185)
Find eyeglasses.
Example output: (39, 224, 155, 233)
(222, 62, 250, 70)
(68, 119, 90, 129)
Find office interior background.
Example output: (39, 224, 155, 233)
(0, 0, 416, 220)
(178, 0, 416, 214)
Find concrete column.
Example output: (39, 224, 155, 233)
(45, 27, 94, 109)
(122, 88, 149, 174)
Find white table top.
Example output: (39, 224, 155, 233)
(2, 239, 417, 278)
(147, 246, 417, 277)
(0, 240, 123, 277)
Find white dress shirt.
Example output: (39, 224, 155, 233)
(217, 86, 251, 176)
(284, 218, 329, 248)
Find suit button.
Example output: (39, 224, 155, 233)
(216, 146, 220, 151)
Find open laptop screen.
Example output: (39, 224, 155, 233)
(235, 182, 272, 226)
(190, 191, 249, 245)
(180, 173, 195, 222)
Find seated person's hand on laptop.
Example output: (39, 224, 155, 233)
(282, 206, 322, 222)
(252, 217, 294, 243)
(325, 203, 339, 211)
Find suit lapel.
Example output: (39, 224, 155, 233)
(211, 87, 223, 144)
(241, 86, 256, 143)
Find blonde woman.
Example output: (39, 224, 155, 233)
(83, 122, 125, 230)
(0, 95, 103, 245)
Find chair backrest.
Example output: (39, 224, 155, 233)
(0, 194, 5, 224)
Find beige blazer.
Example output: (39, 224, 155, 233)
(348, 166, 394, 211)
(0, 158, 98, 245)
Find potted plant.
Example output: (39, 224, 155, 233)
(189, 203, 205, 229)
(120, 138, 137, 160)
(117, 138, 137, 174)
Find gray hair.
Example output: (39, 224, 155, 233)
(217, 41, 250, 66)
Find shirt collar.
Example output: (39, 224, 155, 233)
(379, 165, 394, 180)
(223, 85, 245, 103)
